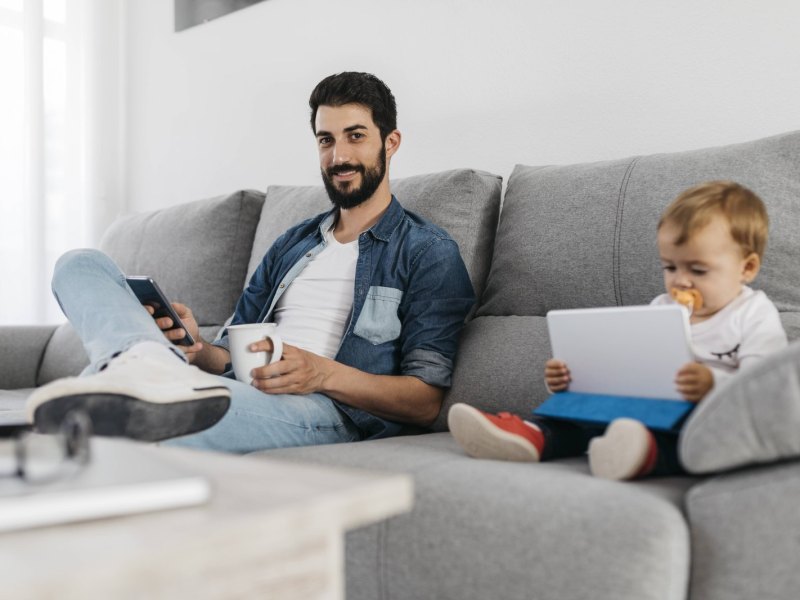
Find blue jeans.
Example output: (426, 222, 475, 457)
(51, 248, 363, 454)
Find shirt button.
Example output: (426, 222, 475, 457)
(279, 283, 285, 288)
(306, 252, 312, 257)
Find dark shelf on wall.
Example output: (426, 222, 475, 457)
(175, 0, 269, 32)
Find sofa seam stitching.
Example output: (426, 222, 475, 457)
(33, 326, 59, 386)
(614, 157, 640, 305)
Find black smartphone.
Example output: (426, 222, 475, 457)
(126, 276, 196, 346)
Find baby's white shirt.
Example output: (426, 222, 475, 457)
(650, 286, 787, 386)
(272, 226, 358, 359)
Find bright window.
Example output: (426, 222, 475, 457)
(0, 0, 90, 324)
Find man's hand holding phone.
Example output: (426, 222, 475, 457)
(144, 301, 204, 363)
(125, 275, 204, 362)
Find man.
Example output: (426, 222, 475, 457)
(27, 72, 475, 453)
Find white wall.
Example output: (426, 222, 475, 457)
(123, 0, 800, 213)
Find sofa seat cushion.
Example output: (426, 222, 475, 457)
(263, 432, 695, 600)
(246, 170, 502, 302)
(686, 460, 800, 600)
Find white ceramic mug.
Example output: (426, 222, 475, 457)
(227, 323, 284, 384)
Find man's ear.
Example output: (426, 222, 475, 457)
(742, 252, 761, 283)
(384, 130, 401, 159)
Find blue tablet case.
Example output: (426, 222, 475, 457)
(533, 391, 695, 432)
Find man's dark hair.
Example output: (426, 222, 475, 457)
(309, 72, 397, 140)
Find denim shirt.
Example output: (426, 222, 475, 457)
(213, 196, 475, 438)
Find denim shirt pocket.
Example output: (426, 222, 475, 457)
(353, 286, 404, 345)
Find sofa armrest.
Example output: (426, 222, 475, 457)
(0, 325, 57, 389)
(680, 340, 800, 474)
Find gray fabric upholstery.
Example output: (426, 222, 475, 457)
(779, 312, 800, 343)
(391, 170, 502, 303)
(680, 340, 800, 474)
(686, 460, 800, 600)
(246, 170, 502, 301)
(478, 130, 800, 318)
(433, 315, 552, 431)
(264, 433, 694, 600)
(0, 325, 55, 389)
(245, 185, 330, 282)
(36, 323, 90, 385)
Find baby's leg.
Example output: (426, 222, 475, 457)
(589, 419, 685, 480)
(531, 417, 598, 461)
(448, 403, 593, 462)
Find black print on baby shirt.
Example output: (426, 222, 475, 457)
(711, 344, 740, 361)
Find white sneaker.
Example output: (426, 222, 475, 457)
(26, 346, 231, 441)
(588, 418, 656, 481)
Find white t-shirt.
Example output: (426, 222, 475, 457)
(650, 286, 787, 386)
(272, 226, 358, 359)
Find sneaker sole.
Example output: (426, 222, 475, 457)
(588, 418, 650, 480)
(448, 404, 540, 462)
(33, 393, 231, 442)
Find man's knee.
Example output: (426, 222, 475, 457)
(53, 249, 120, 286)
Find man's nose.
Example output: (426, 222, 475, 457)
(331, 145, 351, 165)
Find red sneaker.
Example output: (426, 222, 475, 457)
(448, 403, 545, 462)
(588, 418, 658, 480)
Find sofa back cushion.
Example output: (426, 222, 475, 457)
(37, 190, 265, 385)
(246, 169, 503, 303)
(479, 130, 800, 326)
(436, 131, 800, 430)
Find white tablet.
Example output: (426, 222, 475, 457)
(546, 305, 694, 400)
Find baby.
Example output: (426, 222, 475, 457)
(449, 181, 788, 480)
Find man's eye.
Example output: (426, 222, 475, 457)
(318, 137, 332, 146)
(350, 132, 364, 140)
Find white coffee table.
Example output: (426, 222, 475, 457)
(0, 438, 413, 599)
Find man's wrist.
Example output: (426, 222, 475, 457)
(195, 340, 229, 374)
(317, 356, 343, 395)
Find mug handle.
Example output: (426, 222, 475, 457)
(265, 333, 283, 364)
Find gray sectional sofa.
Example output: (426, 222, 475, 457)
(3, 130, 800, 600)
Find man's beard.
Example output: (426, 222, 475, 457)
(321, 147, 387, 210)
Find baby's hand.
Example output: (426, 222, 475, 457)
(675, 362, 713, 402)
(545, 359, 571, 392)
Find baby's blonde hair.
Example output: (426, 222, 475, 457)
(657, 181, 769, 258)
